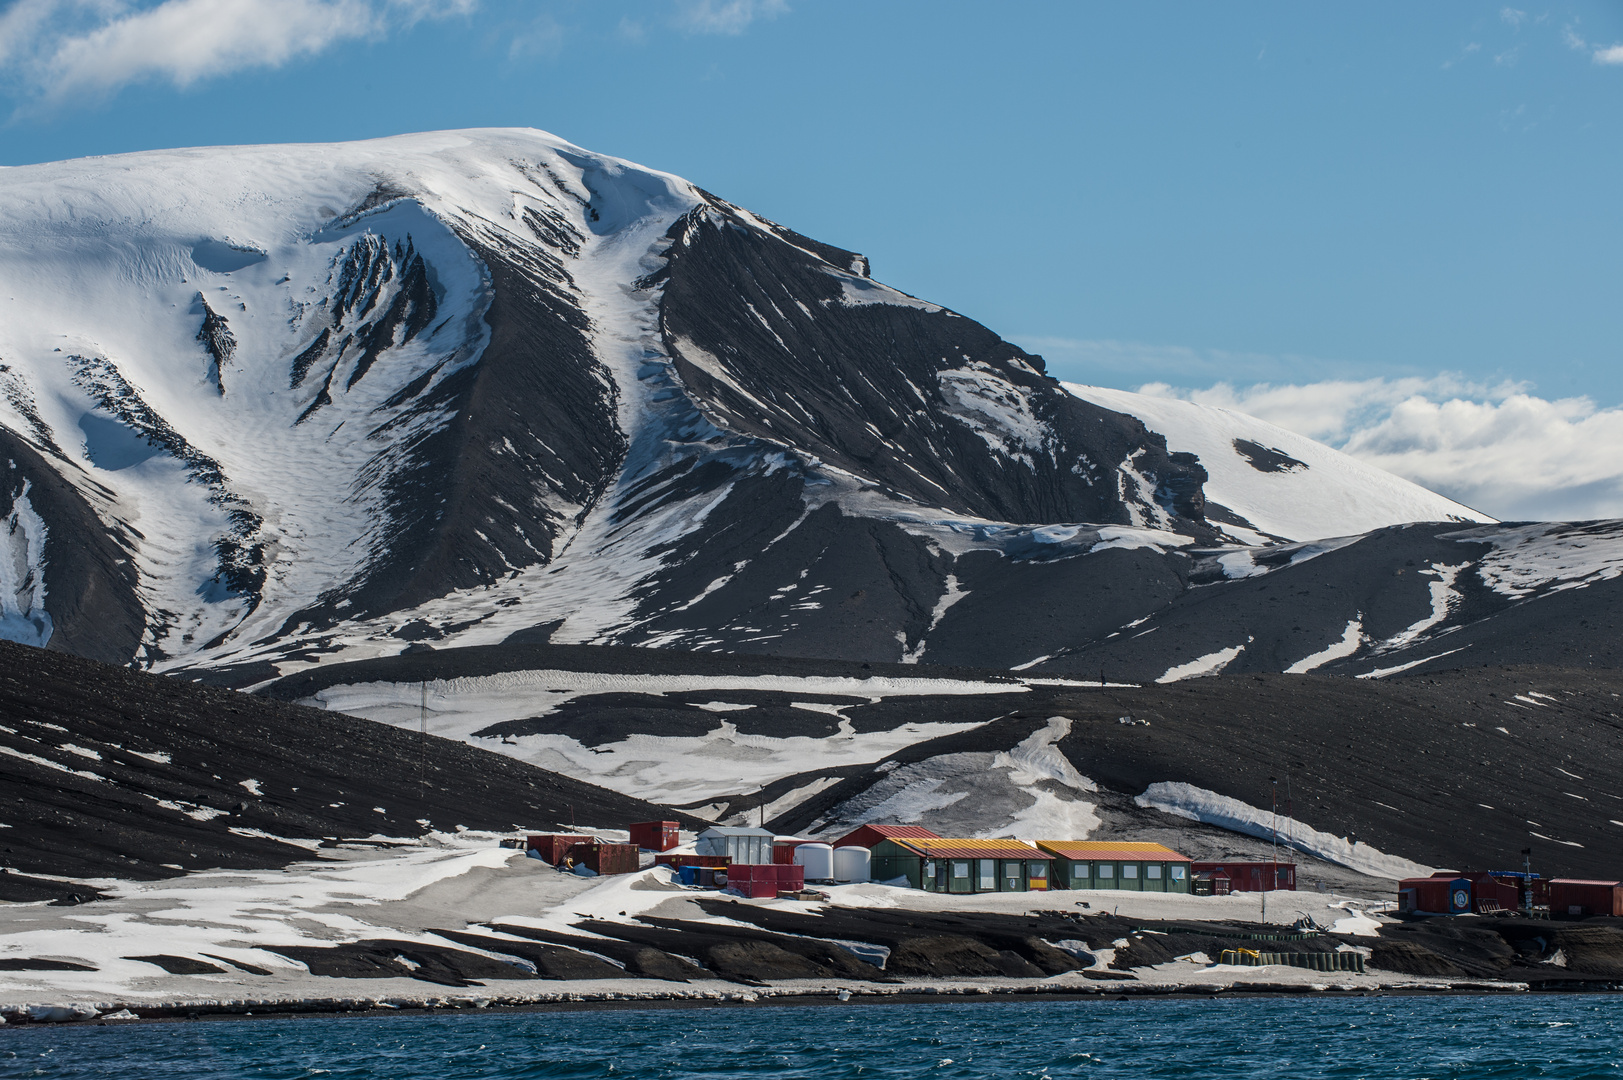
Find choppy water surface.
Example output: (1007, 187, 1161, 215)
(4, 996, 1621, 1079)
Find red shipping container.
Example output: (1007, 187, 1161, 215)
(527, 834, 592, 865)
(1549, 879, 1623, 917)
(629, 821, 681, 852)
(722, 863, 803, 898)
(565, 841, 640, 876)
(655, 854, 730, 869)
(723, 864, 798, 896)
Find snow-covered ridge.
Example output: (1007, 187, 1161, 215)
(0, 129, 702, 665)
(1064, 384, 1493, 542)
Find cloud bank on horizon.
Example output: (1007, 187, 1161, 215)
(1132, 376, 1623, 523)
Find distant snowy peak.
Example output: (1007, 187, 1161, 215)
(1064, 384, 1494, 543)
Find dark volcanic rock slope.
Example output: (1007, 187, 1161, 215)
(0, 641, 701, 894)
(265, 642, 1623, 882)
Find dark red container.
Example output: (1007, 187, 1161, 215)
(527, 834, 593, 865)
(564, 841, 640, 876)
(1549, 879, 1623, 917)
(725, 863, 805, 898)
(772, 842, 798, 865)
(655, 854, 730, 869)
(629, 821, 681, 852)
(1191, 861, 1295, 892)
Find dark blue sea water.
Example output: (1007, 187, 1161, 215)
(3, 996, 1621, 1079)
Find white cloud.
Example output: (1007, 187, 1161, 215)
(673, 0, 787, 36)
(1562, 23, 1623, 65)
(1500, 6, 1526, 29)
(2, 0, 475, 105)
(1136, 379, 1623, 522)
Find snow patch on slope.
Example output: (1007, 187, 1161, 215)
(1156, 642, 1248, 683)
(1447, 521, 1623, 598)
(1135, 781, 1434, 879)
(809, 717, 1101, 841)
(1285, 619, 1364, 674)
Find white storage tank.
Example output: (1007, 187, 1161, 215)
(793, 843, 834, 880)
(833, 845, 871, 883)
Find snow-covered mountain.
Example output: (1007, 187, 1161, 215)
(4, 127, 1608, 688)
(1063, 385, 1490, 544)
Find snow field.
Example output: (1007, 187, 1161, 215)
(307, 669, 1026, 806)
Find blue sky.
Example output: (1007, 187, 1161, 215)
(1, 0, 1621, 516)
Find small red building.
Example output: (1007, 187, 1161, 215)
(1448, 872, 1522, 913)
(1549, 879, 1623, 918)
(832, 824, 942, 849)
(1399, 876, 1473, 915)
(1191, 861, 1296, 893)
(628, 821, 681, 851)
(527, 834, 592, 865)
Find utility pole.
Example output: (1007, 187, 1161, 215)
(419, 681, 428, 824)
(1265, 776, 1278, 924)
(1522, 846, 1534, 914)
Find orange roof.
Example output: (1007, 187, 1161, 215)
(893, 838, 1049, 860)
(1036, 840, 1191, 862)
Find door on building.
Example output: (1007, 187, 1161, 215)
(977, 860, 996, 892)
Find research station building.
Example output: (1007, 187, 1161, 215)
(870, 837, 1052, 893)
(1036, 841, 1192, 892)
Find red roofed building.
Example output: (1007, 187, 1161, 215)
(832, 824, 942, 850)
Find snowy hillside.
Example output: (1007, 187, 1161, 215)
(1064, 385, 1491, 542)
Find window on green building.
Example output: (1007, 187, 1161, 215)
(1123, 864, 1138, 879)
(1147, 865, 1162, 880)
(1098, 864, 1114, 880)
(1171, 865, 1186, 881)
